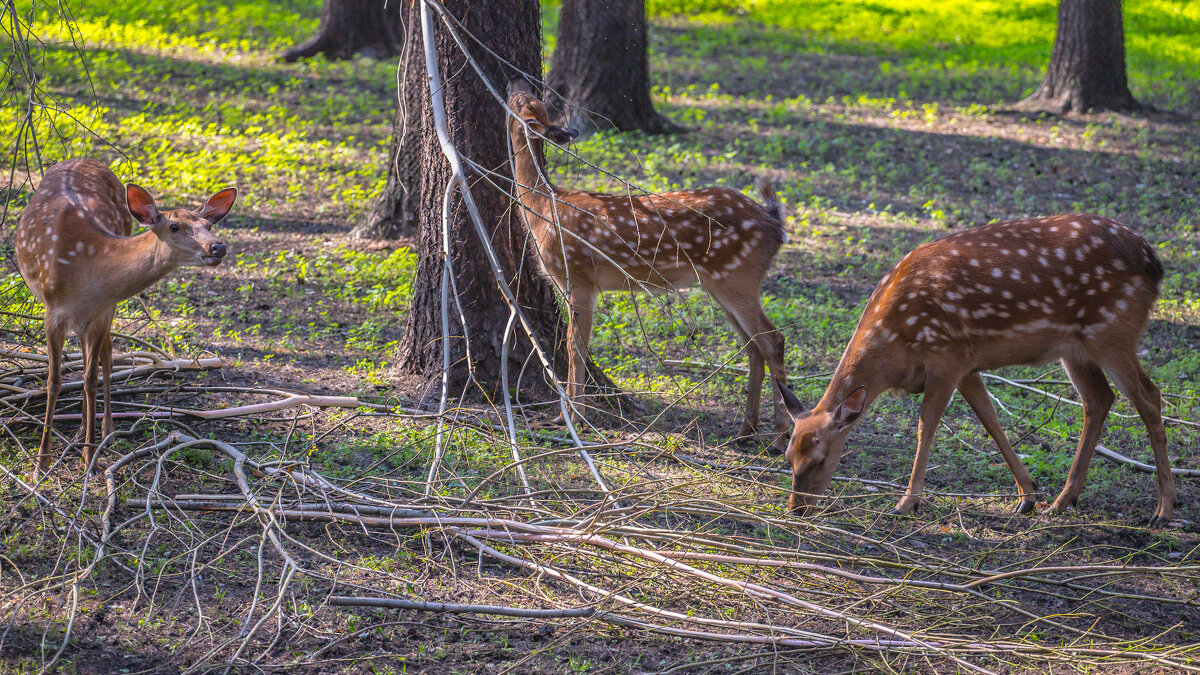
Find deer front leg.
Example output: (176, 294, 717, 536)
(100, 331, 115, 441)
(893, 375, 957, 515)
(561, 288, 597, 425)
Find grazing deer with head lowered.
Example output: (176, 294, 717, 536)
(776, 214, 1175, 525)
(505, 80, 789, 452)
(15, 158, 237, 477)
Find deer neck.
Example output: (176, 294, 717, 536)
(99, 231, 179, 302)
(508, 127, 555, 234)
(815, 332, 902, 417)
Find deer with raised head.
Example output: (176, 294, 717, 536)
(776, 213, 1175, 525)
(505, 80, 790, 452)
(15, 158, 237, 477)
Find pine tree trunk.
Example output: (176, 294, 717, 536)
(395, 0, 573, 401)
(283, 0, 405, 63)
(352, 1, 425, 240)
(1019, 0, 1141, 113)
(546, 0, 676, 135)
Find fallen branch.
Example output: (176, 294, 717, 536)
(327, 596, 597, 618)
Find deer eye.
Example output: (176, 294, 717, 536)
(169, 222, 179, 232)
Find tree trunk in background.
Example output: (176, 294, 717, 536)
(546, 0, 676, 135)
(352, 1, 424, 240)
(395, 0, 574, 401)
(1018, 0, 1141, 113)
(282, 0, 404, 62)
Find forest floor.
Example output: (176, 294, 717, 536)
(2, 0, 1200, 673)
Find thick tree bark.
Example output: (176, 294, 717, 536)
(283, 0, 405, 63)
(546, 0, 676, 135)
(395, 0, 574, 401)
(1018, 0, 1141, 113)
(352, 1, 425, 240)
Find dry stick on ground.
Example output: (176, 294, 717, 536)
(7, 413, 1199, 670)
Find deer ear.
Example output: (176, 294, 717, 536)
(777, 382, 807, 421)
(522, 116, 547, 135)
(198, 187, 238, 224)
(835, 386, 867, 429)
(546, 125, 579, 145)
(126, 184, 160, 225)
(506, 79, 531, 97)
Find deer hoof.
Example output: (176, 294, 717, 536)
(1013, 499, 1036, 515)
(1045, 496, 1076, 515)
(891, 496, 920, 515)
(1148, 513, 1171, 528)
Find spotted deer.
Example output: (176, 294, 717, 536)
(776, 214, 1175, 525)
(15, 158, 237, 476)
(505, 80, 789, 451)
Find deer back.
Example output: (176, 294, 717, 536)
(856, 214, 1161, 376)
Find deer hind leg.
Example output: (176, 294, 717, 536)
(76, 323, 106, 473)
(707, 283, 788, 454)
(748, 311, 788, 455)
(1048, 358, 1114, 516)
(714, 305, 764, 440)
(957, 372, 1037, 514)
(894, 373, 957, 515)
(1095, 351, 1174, 526)
(35, 322, 67, 478)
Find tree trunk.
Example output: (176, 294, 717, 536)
(546, 0, 676, 135)
(352, 1, 425, 240)
(1018, 0, 1141, 113)
(282, 0, 405, 63)
(395, 0, 574, 402)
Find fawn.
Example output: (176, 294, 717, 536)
(776, 214, 1175, 525)
(15, 158, 237, 476)
(505, 80, 790, 451)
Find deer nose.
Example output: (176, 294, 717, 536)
(210, 242, 227, 259)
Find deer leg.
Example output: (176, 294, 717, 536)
(36, 322, 67, 478)
(77, 324, 103, 473)
(1047, 358, 1114, 516)
(894, 375, 957, 514)
(709, 285, 787, 454)
(100, 329, 115, 441)
(957, 372, 1037, 514)
(747, 311, 788, 456)
(561, 288, 597, 424)
(1097, 353, 1174, 526)
(714, 305, 763, 440)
